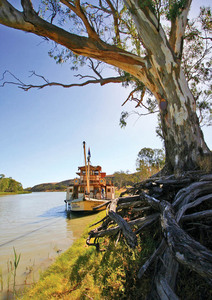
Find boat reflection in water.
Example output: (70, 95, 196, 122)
(65, 142, 115, 212)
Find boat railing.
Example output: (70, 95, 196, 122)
(80, 179, 101, 185)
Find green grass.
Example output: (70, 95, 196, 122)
(19, 210, 211, 299)
(18, 212, 156, 300)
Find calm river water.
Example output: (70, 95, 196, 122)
(0, 192, 97, 295)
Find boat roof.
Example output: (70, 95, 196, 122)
(78, 165, 102, 171)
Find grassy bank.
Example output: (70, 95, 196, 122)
(17, 209, 212, 299)
(18, 211, 155, 300)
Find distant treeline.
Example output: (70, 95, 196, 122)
(106, 169, 157, 189)
(0, 174, 23, 193)
(107, 147, 165, 189)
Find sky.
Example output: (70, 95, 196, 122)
(0, 0, 211, 188)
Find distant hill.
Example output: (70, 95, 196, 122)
(30, 179, 74, 192)
(30, 171, 145, 192)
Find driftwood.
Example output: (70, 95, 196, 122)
(87, 171, 212, 298)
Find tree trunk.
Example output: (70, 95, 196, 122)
(158, 69, 211, 174)
(124, 0, 212, 174)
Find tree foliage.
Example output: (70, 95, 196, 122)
(109, 148, 165, 189)
(0, 175, 23, 192)
(136, 147, 165, 178)
(36, 2, 212, 129)
(0, 0, 211, 173)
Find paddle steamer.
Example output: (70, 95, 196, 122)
(65, 142, 115, 212)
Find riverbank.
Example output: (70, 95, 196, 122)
(0, 192, 100, 299)
(18, 211, 107, 299)
(18, 210, 155, 300)
(0, 191, 31, 196)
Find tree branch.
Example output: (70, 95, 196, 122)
(60, 0, 100, 40)
(124, 0, 171, 59)
(169, 0, 192, 59)
(182, 209, 212, 222)
(0, 1, 150, 84)
(0, 70, 126, 91)
(108, 198, 137, 248)
(138, 239, 166, 279)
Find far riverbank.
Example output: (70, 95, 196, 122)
(0, 191, 31, 195)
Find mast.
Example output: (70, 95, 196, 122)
(87, 147, 90, 197)
(83, 141, 90, 195)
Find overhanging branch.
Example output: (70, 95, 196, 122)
(169, 0, 192, 59)
(0, 70, 126, 91)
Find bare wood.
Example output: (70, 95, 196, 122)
(118, 195, 141, 203)
(173, 181, 212, 209)
(109, 198, 119, 212)
(131, 206, 151, 212)
(109, 198, 137, 248)
(182, 210, 212, 222)
(160, 200, 212, 280)
(148, 246, 180, 300)
(140, 192, 160, 210)
(176, 193, 212, 222)
(200, 174, 212, 181)
(88, 213, 159, 238)
(117, 201, 145, 209)
(138, 239, 166, 279)
(154, 275, 180, 300)
(86, 174, 212, 297)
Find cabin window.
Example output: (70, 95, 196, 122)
(70, 188, 73, 192)
(94, 171, 99, 175)
(107, 188, 111, 193)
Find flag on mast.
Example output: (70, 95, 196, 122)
(88, 147, 91, 161)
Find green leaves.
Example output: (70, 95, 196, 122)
(119, 111, 129, 128)
(0, 176, 23, 192)
(136, 147, 165, 171)
(166, 0, 187, 20)
(182, 7, 212, 127)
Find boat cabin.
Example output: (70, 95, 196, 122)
(66, 165, 115, 201)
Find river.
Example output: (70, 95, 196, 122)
(0, 192, 97, 295)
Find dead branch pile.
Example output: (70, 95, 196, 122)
(87, 171, 212, 299)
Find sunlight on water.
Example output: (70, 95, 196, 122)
(0, 192, 96, 295)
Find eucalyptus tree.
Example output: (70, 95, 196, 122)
(0, 0, 211, 174)
(1, 2, 212, 298)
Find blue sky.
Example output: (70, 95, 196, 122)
(0, 1, 211, 188)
